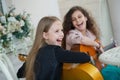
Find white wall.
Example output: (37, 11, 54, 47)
(14, 0, 60, 27)
(99, 0, 113, 45)
(107, 0, 120, 45)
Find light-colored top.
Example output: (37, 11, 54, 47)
(66, 29, 96, 50)
(99, 46, 120, 67)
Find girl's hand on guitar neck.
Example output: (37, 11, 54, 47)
(95, 40, 104, 53)
(96, 46, 104, 57)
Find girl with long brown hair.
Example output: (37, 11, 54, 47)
(62, 6, 104, 70)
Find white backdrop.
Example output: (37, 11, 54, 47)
(107, 0, 120, 46)
(14, 0, 61, 28)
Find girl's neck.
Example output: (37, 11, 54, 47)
(81, 29, 87, 36)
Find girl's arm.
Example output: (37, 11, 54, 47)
(80, 36, 100, 48)
(66, 30, 100, 48)
(55, 46, 90, 63)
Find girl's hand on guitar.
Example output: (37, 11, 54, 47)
(97, 46, 104, 54)
(99, 46, 104, 53)
(95, 40, 104, 53)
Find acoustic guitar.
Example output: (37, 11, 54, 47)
(62, 44, 104, 80)
(62, 40, 116, 80)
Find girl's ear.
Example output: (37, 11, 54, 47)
(43, 32, 48, 39)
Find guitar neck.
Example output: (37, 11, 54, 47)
(103, 41, 116, 51)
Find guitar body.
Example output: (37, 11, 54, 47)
(71, 44, 96, 57)
(62, 63, 104, 80)
(62, 44, 104, 80)
(71, 44, 103, 70)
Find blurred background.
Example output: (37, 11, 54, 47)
(0, 0, 120, 80)
(1, 0, 120, 46)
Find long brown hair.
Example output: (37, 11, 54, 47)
(62, 6, 100, 49)
(26, 16, 60, 80)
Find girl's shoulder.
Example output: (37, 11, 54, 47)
(66, 29, 83, 39)
(68, 29, 82, 35)
(41, 45, 61, 49)
(38, 45, 62, 55)
(86, 30, 96, 39)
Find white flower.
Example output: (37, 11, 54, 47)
(0, 39, 3, 42)
(7, 21, 21, 33)
(0, 16, 6, 23)
(7, 33, 12, 38)
(20, 20, 25, 26)
(7, 17, 17, 22)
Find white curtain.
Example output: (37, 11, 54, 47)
(1, 0, 8, 14)
(107, 0, 120, 46)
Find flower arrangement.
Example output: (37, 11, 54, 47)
(0, 9, 33, 54)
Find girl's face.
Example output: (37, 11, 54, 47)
(43, 20, 64, 46)
(71, 10, 87, 31)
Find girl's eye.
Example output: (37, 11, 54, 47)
(56, 30, 59, 32)
(72, 18, 76, 21)
(61, 29, 63, 32)
(78, 16, 82, 18)
(55, 29, 63, 33)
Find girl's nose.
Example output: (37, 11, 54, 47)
(61, 31, 64, 37)
(76, 18, 80, 22)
